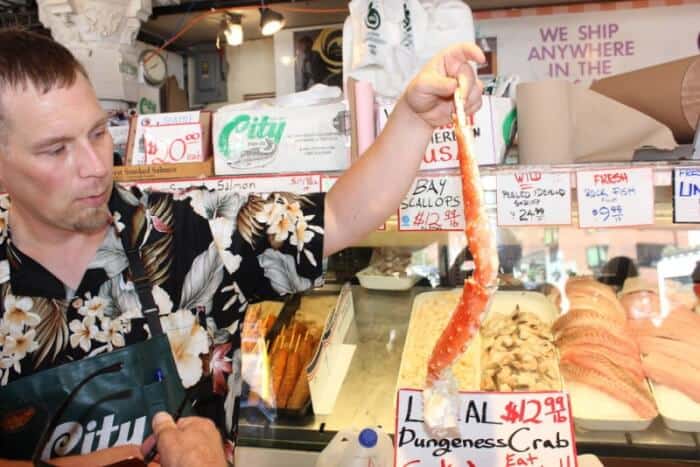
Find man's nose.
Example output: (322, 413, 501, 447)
(77, 140, 109, 178)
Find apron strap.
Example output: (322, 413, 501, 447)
(121, 242, 164, 337)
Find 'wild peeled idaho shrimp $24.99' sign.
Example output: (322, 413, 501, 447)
(395, 389, 578, 467)
(496, 171, 572, 226)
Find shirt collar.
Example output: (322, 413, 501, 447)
(1, 184, 133, 299)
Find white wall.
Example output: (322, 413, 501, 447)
(187, 38, 275, 109)
(134, 40, 185, 90)
(225, 38, 276, 104)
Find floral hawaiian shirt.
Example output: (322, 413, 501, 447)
(0, 184, 325, 461)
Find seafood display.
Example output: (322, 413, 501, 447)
(366, 248, 413, 277)
(627, 300, 700, 404)
(481, 307, 560, 392)
(241, 301, 285, 352)
(268, 323, 319, 410)
(243, 294, 336, 412)
(554, 277, 658, 423)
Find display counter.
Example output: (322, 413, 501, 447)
(239, 285, 700, 461)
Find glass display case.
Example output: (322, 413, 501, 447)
(237, 162, 700, 462)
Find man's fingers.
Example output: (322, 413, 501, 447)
(152, 412, 177, 437)
(177, 416, 215, 431)
(444, 43, 486, 78)
(455, 42, 486, 65)
(141, 434, 157, 456)
(416, 73, 458, 99)
(466, 79, 483, 114)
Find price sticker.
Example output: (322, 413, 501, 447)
(143, 123, 203, 164)
(497, 171, 572, 226)
(398, 175, 464, 231)
(134, 174, 321, 197)
(673, 168, 700, 223)
(576, 168, 654, 228)
(395, 390, 577, 467)
(132, 111, 201, 165)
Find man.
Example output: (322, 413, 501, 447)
(0, 29, 483, 465)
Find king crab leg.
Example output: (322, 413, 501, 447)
(426, 87, 499, 385)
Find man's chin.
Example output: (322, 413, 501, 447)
(72, 207, 111, 233)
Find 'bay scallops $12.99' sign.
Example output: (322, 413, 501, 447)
(395, 389, 578, 467)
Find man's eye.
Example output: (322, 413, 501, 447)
(45, 145, 66, 156)
(91, 128, 107, 139)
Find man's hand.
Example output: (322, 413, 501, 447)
(140, 413, 227, 467)
(404, 43, 486, 127)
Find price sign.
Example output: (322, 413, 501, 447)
(395, 389, 577, 467)
(673, 168, 700, 223)
(216, 174, 321, 195)
(497, 171, 572, 226)
(576, 168, 654, 228)
(132, 111, 201, 165)
(399, 175, 464, 231)
(134, 174, 321, 197)
(143, 123, 203, 165)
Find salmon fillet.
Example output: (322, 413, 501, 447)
(553, 309, 626, 335)
(637, 336, 700, 371)
(565, 277, 618, 302)
(641, 353, 700, 403)
(560, 362, 658, 419)
(558, 347, 646, 383)
(566, 292, 627, 323)
(556, 325, 640, 358)
(629, 312, 700, 344)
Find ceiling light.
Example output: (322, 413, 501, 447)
(260, 7, 284, 36)
(223, 13, 243, 46)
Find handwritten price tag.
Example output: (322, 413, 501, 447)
(132, 111, 201, 165)
(497, 171, 572, 226)
(399, 175, 464, 231)
(134, 174, 321, 196)
(576, 168, 654, 228)
(395, 390, 577, 467)
(673, 168, 700, 223)
(143, 123, 204, 165)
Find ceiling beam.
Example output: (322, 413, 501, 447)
(151, 0, 289, 18)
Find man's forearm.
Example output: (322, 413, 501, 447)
(324, 95, 433, 256)
(0, 460, 31, 466)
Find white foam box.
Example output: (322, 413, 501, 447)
(213, 103, 350, 175)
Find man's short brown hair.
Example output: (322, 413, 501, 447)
(0, 28, 89, 146)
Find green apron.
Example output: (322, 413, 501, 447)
(0, 242, 190, 463)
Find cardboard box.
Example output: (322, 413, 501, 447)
(115, 111, 214, 182)
(213, 103, 350, 175)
